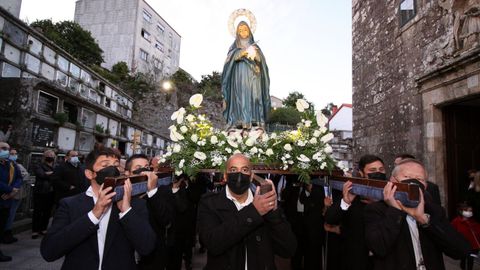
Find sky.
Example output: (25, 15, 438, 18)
(19, 0, 352, 109)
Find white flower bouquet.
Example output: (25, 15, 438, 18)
(160, 94, 340, 182)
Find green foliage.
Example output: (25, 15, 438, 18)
(267, 107, 302, 125)
(321, 102, 337, 118)
(111, 62, 129, 81)
(172, 69, 198, 107)
(198, 71, 222, 101)
(91, 65, 121, 84)
(95, 124, 105, 134)
(31, 19, 104, 66)
(53, 112, 68, 125)
(122, 73, 157, 101)
(283, 91, 315, 111)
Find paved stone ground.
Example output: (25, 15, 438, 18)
(0, 230, 476, 270)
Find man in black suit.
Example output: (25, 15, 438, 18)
(197, 153, 297, 270)
(324, 154, 387, 270)
(365, 159, 470, 270)
(40, 148, 156, 270)
(124, 153, 173, 270)
(51, 150, 88, 204)
(394, 153, 442, 205)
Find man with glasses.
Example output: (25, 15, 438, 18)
(52, 150, 87, 204)
(41, 147, 156, 269)
(197, 153, 296, 270)
(0, 142, 22, 262)
(364, 159, 470, 270)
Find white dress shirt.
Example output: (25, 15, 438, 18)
(406, 215, 426, 270)
(226, 186, 254, 270)
(86, 186, 131, 270)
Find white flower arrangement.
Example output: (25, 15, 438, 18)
(159, 94, 338, 181)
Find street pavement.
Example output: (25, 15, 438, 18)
(0, 230, 474, 270)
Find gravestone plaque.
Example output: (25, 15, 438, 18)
(37, 92, 58, 116)
(31, 121, 56, 147)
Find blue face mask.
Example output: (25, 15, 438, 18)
(69, 156, 80, 165)
(0, 150, 9, 159)
(8, 155, 17, 162)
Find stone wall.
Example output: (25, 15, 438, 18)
(352, 0, 454, 170)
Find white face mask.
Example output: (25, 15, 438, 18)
(462, 211, 473, 218)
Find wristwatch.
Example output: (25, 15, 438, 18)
(419, 213, 431, 228)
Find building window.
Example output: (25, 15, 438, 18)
(157, 24, 165, 35)
(399, 0, 416, 27)
(155, 40, 164, 52)
(140, 49, 148, 61)
(37, 91, 59, 117)
(63, 102, 78, 123)
(141, 29, 151, 42)
(143, 10, 152, 22)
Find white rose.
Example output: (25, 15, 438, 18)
(271, 133, 277, 139)
(180, 126, 188, 133)
(225, 148, 232, 154)
(309, 137, 318, 144)
(295, 99, 309, 112)
(218, 141, 225, 146)
(313, 130, 321, 137)
(305, 120, 312, 127)
(312, 152, 321, 161)
(160, 158, 166, 163)
(297, 154, 311, 163)
(285, 153, 291, 159)
(320, 162, 327, 170)
(169, 125, 177, 131)
(194, 151, 207, 161)
(297, 140, 306, 147)
(266, 148, 274, 156)
(316, 111, 329, 127)
(173, 144, 181, 153)
(233, 150, 241, 154)
(210, 136, 218, 144)
(324, 145, 333, 154)
(288, 160, 294, 165)
(284, 144, 292, 151)
(186, 114, 195, 122)
(245, 138, 255, 147)
(197, 140, 206, 146)
(175, 170, 183, 176)
(191, 134, 198, 142)
(179, 159, 185, 169)
(249, 147, 258, 154)
(189, 94, 203, 108)
(321, 133, 334, 143)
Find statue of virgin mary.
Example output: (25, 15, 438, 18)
(221, 21, 271, 130)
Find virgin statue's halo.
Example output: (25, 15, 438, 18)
(228, 8, 257, 37)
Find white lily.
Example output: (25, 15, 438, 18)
(266, 148, 274, 156)
(297, 154, 310, 163)
(313, 130, 321, 137)
(194, 151, 207, 161)
(284, 144, 292, 151)
(316, 111, 329, 127)
(227, 140, 238, 148)
(324, 145, 333, 153)
(309, 137, 318, 144)
(296, 99, 309, 112)
(189, 94, 203, 108)
(321, 133, 334, 143)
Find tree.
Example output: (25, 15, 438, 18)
(283, 91, 314, 111)
(267, 107, 302, 125)
(111, 62, 129, 81)
(31, 19, 104, 66)
(171, 69, 198, 107)
(198, 71, 222, 101)
(321, 102, 336, 118)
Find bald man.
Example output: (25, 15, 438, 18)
(364, 159, 469, 270)
(197, 154, 296, 270)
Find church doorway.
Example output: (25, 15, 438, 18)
(443, 97, 480, 217)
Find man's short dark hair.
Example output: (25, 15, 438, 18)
(358, 154, 384, 172)
(395, 153, 415, 160)
(125, 154, 149, 171)
(84, 148, 120, 170)
(66, 150, 76, 157)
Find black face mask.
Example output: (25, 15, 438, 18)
(45, 157, 55, 163)
(227, 172, 251, 195)
(132, 167, 151, 175)
(95, 166, 120, 185)
(367, 172, 387, 181)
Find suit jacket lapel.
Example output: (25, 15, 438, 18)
(103, 204, 120, 260)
